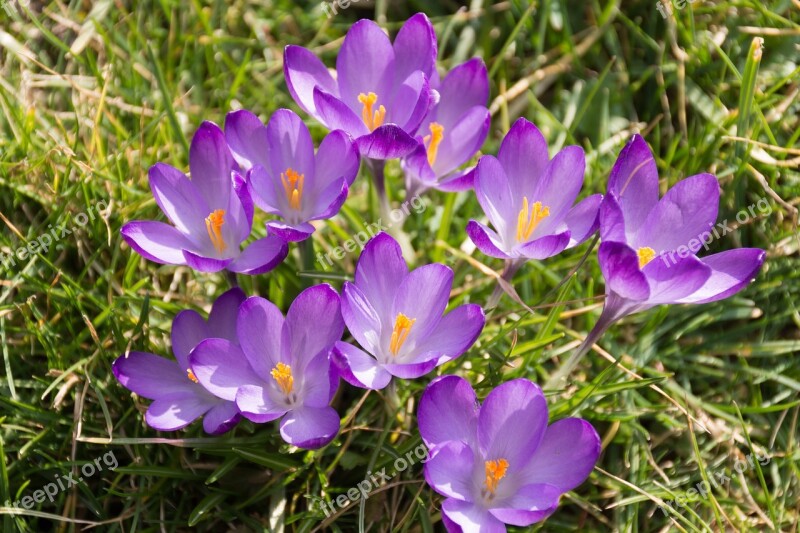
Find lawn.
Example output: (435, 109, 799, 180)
(0, 0, 798, 531)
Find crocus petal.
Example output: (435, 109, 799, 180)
(441, 499, 507, 533)
(266, 220, 315, 242)
(332, 341, 391, 390)
(113, 352, 196, 399)
(531, 145, 586, 230)
(431, 106, 490, 177)
(189, 338, 261, 401)
(414, 304, 485, 365)
(224, 109, 270, 171)
(489, 483, 561, 526)
(314, 130, 360, 189)
(189, 121, 234, 210)
(497, 118, 549, 202)
(148, 162, 209, 238)
(515, 231, 571, 260)
(309, 178, 348, 221)
(437, 166, 476, 192)
(246, 165, 283, 215)
(356, 125, 419, 160)
(391, 71, 432, 134)
(423, 441, 475, 500)
(607, 134, 660, 237)
(313, 88, 369, 137)
(336, 19, 395, 113)
(598, 242, 650, 301)
(598, 193, 626, 242)
(202, 402, 241, 435)
(145, 392, 217, 432)
(266, 109, 316, 187)
(635, 173, 720, 253)
(434, 58, 489, 129)
(354, 232, 409, 323)
(391, 263, 453, 343)
(207, 287, 247, 342)
(474, 155, 515, 242)
(171, 309, 210, 371)
(237, 296, 285, 381)
(641, 253, 712, 305)
(402, 143, 438, 188)
(121, 220, 192, 265)
(233, 171, 255, 229)
(235, 384, 287, 423)
(676, 248, 766, 304)
(283, 44, 339, 120)
(341, 282, 382, 354)
(466, 220, 512, 259)
(227, 235, 288, 275)
(418, 375, 478, 450)
(383, 359, 438, 379)
(279, 405, 340, 449)
(298, 351, 336, 408)
(518, 418, 600, 492)
(182, 250, 232, 273)
(564, 194, 602, 247)
(478, 379, 548, 468)
(393, 13, 437, 82)
(284, 284, 344, 367)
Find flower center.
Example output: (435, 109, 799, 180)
(424, 122, 445, 166)
(280, 168, 305, 211)
(205, 209, 227, 254)
(389, 313, 416, 356)
(270, 362, 294, 395)
(484, 458, 509, 495)
(637, 246, 656, 268)
(358, 92, 386, 132)
(516, 198, 550, 242)
(186, 369, 199, 383)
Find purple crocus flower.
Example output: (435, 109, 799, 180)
(283, 13, 437, 160)
(332, 232, 485, 390)
(402, 58, 491, 196)
(112, 288, 246, 434)
(419, 376, 600, 531)
(189, 284, 344, 449)
(224, 108, 360, 242)
(466, 118, 602, 261)
(547, 135, 766, 386)
(121, 122, 288, 274)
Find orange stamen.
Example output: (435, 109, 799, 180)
(358, 92, 386, 131)
(389, 313, 416, 356)
(205, 209, 227, 253)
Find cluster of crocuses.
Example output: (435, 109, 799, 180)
(114, 12, 766, 532)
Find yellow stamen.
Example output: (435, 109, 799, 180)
(515, 198, 551, 242)
(638, 247, 656, 268)
(358, 92, 386, 132)
(280, 168, 305, 211)
(186, 369, 199, 383)
(389, 313, 416, 356)
(205, 209, 227, 254)
(423, 122, 445, 166)
(270, 362, 294, 395)
(484, 458, 509, 495)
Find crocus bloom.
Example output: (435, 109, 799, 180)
(121, 122, 288, 273)
(419, 376, 600, 531)
(332, 232, 485, 390)
(223, 108, 360, 242)
(283, 13, 437, 160)
(190, 284, 344, 449)
(466, 118, 602, 260)
(402, 58, 491, 195)
(112, 288, 246, 434)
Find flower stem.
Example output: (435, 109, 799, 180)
(298, 238, 316, 285)
(225, 270, 239, 289)
(543, 311, 616, 390)
(366, 159, 391, 224)
(486, 258, 525, 309)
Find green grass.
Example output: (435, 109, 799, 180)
(1, 0, 799, 531)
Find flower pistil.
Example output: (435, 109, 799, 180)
(516, 198, 550, 242)
(270, 362, 294, 395)
(389, 313, 416, 356)
(424, 122, 445, 166)
(281, 168, 305, 210)
(205, 209, 227, 253)
(358, 92, 386, 132)
(484, 458, 509, 495)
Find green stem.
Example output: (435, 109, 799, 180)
(487, 258, 525, 309)
(298, 238, 316, 285)
(366, 159, 392, 223)
(543, 311, 617, 390)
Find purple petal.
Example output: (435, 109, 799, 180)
(391, 71, 432, 134)
(437, 166, 476, 192)
(207, 288, 247, 342)
(599, 193, 626, 243)
(402, 143, 437, 188)
(497, 118, 549, 202)
(466, 220, 512, 259)
(315, 130, 360, 189)
(607, 134, 660, 237)
(356, 125, 419, 160)
(418, 375, 479, 450)
(227, 235, 288, 275)
(145, 392, 217, 432)
(309, 178, 349, 221)
(383, 359, 438, 379)
(393, 13, 437, 82)
(532, 145, 586, 231)
(233, 171, 254, 228)
(434, 58, 489, 129)
(677, 248, 765, 304)
(171, 310, 210, 371)
(189, 338, 261, 401)
(121, 220, 191, 265)
(247, 165, 283, 215)
(391, 263, 453, 344)
(266, 220, 315, 242)
(518, 418, 600, 492)
(113, 351, 196, 399)
(182, 250, 232, 273)
(341, 282, 382, 354)
(489, 483, 561, 526)
(266, 109, 316, 188)
(298, 351, 337, 408)
(598, 241, 650, 301)
(336, 19, 395, 114)
(235, 384, 287, 423)
(354, 232, 409, 323)
(478, 379, 548, 468)
(635, 173, 720, 253)
(515, 231, 571, 260)
(333, 341, 391, 390)
(283, 44, 338, 120)
(474, 155, 515, 242)
(641, 253, 712, 305)
(237, 296, 285, 381)
(414, 304, 485, 365)
(423, 441, 475, 500)
(224, 109, 270, 171)
(564, 194, 602, 248)
(284, 284, 344, 367)
(202, 402, 241, 435)
(441, 499, 507, 533)
(279, 405, 340, 449)
(431, 106, 490, 177)
(148, 162, 209, 239)
(189, 121, 234, 210)
(313, 88, 369, 137)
